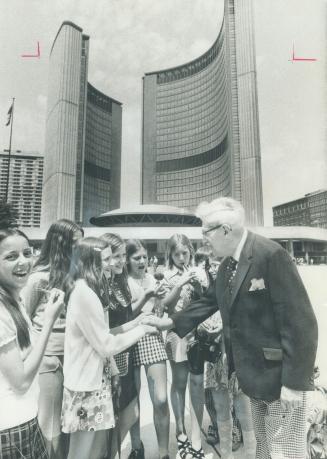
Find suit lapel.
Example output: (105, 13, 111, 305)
(217, 257, 231, 304)
(229, 232, 255, 308)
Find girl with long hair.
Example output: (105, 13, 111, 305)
(126, 239, 170, 459)
(61, 237, 157, 459)
(0, 219, 64, 458)
(162, 234, 206, 459)
(100, 233, 146, 455)
(22, 219, 83, 458)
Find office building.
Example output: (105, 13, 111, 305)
(273, 190, 327, 229)
(0, 150, 43, 227)
(142, 0, 263, 226)
(42, 22, 122, 227)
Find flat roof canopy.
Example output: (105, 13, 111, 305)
(89, 204, 201, 226)
(23, 226, 327, 243)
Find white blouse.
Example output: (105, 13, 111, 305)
(128, 273, 156, 313)
(64, 279, 119, 392)
(0, 302, 39, 430)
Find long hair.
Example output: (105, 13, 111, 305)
(194, 246, 212, 268)
(100, 233, 131, 307)
(65, 237, 107, 303)
(0, 228, 31, 349)
(166, 233, 195, 269)
(126, 239, 147, 274)
(34, 219, 83, 289)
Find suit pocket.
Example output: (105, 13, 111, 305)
(247, 288, 267, 295)
(262, 347, 283, 361)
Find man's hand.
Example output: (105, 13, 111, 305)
(280, 386, 303, 411)
(140, 314, 174, 331)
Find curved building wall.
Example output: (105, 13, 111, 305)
(142, 0, 263, 225)
(42, 22, 122, 227)
(82, 83, 122, 225)
(42, 23, 84, 226)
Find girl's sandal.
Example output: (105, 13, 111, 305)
(188, 446, 205, 459)
(176, 435, 193, 459)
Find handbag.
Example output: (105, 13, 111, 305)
(187, 333, 222, 375)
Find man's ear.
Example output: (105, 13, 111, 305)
(222, 224, 232, 236)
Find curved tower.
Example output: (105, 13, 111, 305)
(42, 22, 122, 227)
(142, 0, 263, 225)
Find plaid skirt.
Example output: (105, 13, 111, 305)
(0, 417, 48, 459)
(132, 334, 167, 366)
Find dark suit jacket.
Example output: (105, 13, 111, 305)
(172, 231, 318, 400)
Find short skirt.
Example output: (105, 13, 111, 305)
(0, 417, 48, 459)
(61, 364, 115, 433)
(132, 333, 167, 366)
(204, 354, 242, 396)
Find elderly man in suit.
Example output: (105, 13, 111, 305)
(149, 197, 318, 459)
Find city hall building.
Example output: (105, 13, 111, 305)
(142, 0, 263, 226)
(42, 22, 122, 227)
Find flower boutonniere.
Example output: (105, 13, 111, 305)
(249, 278, 266, 291)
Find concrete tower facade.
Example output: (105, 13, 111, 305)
(42, 22, 122, 227)
(142, 0, 263, 225)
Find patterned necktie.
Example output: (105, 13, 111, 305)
(226, 256, 238, 294)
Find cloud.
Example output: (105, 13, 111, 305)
(37, 94, 47, 109)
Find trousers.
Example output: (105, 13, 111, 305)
(251, 393, 307, 459)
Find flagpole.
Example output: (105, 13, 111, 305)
(5, 98, 15, 203)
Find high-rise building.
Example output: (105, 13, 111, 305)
(142, 0, 263, 225)
(273, 190, 327, 229)
(42, 22, 122, 227)
(0, 151, 43, 227)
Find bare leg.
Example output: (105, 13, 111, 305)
(212, 388, 233, 459)
(189, 372, 204, 451)
(233, 392, 256, 459)
(145, 362, 170, 457)
(68, 431, 95, 459)
(129, 365, 142, 450)
(170, 361, 189, 436)
(38, 365, 65, 458)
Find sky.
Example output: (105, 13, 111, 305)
(0, 0, 326, 226)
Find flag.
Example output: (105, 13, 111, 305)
(5, 104, 13, 126)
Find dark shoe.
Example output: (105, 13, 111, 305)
(128, 441, 145, 459)
(232, 437, 242, 452)
(206, 424, 219, 446)
(176, 435, 192, 459)
(188, 446, 205, 458)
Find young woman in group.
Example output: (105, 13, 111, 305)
(23, 219, 83, 458)
(0, 218, 65, 458)
(126, 239, 170, 459)
(162, 234, 206, 459)
(100, 233, 156, 455)
(61, 236, 157, 459)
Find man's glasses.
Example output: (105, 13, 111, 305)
(202, 224, 223, 236)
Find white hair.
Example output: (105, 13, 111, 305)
(196, 197, 245, 228)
